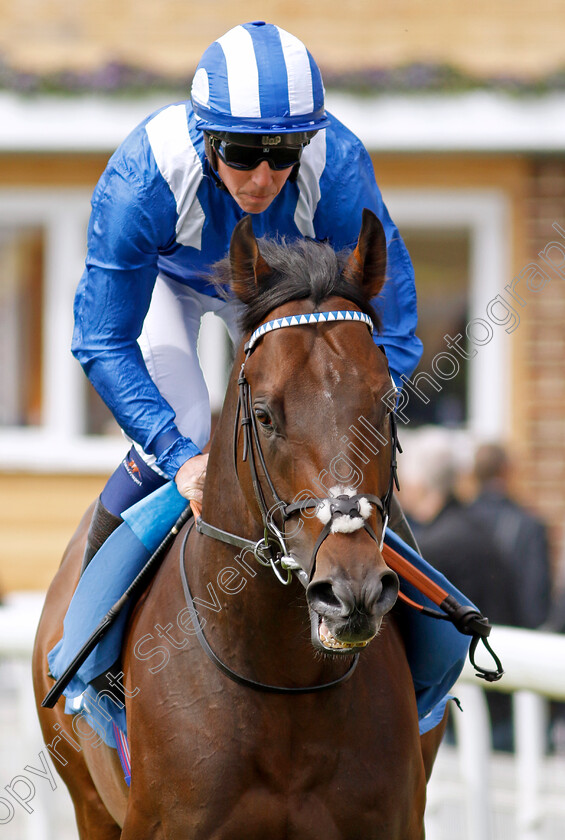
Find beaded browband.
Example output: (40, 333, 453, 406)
(244, 310, 374, 353)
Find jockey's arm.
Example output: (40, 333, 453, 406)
(72, 151, 204, 482)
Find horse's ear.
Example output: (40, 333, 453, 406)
(342, 209, 387, 299)
(229, 216, 272, 304)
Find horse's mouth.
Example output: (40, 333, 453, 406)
(313, 614, 379, 653)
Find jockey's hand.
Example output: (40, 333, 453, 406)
(175, 453, 209, 503)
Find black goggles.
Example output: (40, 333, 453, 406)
(212, 137, 304, 171)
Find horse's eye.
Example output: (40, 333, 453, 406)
(254, 407, 272, 428)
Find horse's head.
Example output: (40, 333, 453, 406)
(220, 209, 400, 655)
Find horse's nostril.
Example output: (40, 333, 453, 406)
(307, 581, 343, 615)
(376, 570, 399, 614)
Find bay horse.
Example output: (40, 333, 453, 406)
(33, 209, 446, 839)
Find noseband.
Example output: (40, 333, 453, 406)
(197, 309, 400, 588)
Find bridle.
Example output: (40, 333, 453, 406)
(178, 307, 399, 694)
(196, 309, 400, 589)
(183, 306, 504, 691)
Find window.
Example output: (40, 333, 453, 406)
(386, 189, 511, 439)
(0, 226, 43, 427)
(0, 188, 125, 471)
(401, 227, 471, 427)
(0, 188, 233, 472)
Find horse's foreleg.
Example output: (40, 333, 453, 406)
(72, 793, 122, 840)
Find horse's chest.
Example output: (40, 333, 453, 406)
(172, 700, 423, 839)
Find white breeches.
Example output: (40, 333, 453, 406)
(133, 274, 243, 468)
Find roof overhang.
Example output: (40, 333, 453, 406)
(1, 90, 564, 154)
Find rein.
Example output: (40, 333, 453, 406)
(179, 521, 359, 694)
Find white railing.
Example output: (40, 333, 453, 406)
(426, 626, 565, 840)
(2, 597, 565, 839)
(0, 593, 77, 839)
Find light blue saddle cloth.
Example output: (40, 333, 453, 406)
(48, 483, 473, 743)
(48, 482, 187, 696)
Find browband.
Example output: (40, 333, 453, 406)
(244, 310, 374, 352)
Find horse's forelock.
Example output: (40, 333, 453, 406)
(211, 237, 381, 334)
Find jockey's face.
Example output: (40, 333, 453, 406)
(217, 158, 292, 214)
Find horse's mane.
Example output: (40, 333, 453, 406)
(212, 236, 381, 335)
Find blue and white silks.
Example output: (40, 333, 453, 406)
(71, 99, 422, 480)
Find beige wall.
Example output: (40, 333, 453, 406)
(0, 1, 563, 78)
(0, 474, 106, 594)
(0, 153, 110, 188)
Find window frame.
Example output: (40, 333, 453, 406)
(0, 187, 233, 474)
(385, 188, 512, 439)
(0, 187, 125, 472)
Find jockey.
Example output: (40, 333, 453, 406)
(72, 21, 423, 568)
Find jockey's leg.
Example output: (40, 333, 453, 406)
(81, 447, 168, 572)
(136, 275, 243, 450)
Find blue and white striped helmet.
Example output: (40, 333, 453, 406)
(191, 21, 330, 134)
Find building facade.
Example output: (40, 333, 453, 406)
(1, 3, 564, 592)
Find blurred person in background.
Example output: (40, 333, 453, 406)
(399, 428, 515, 626)
(468, 442, 556, 752)
(546, 525, 565, 633)
(468, 442, 551, 631)
(398, 427, 518, 750)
